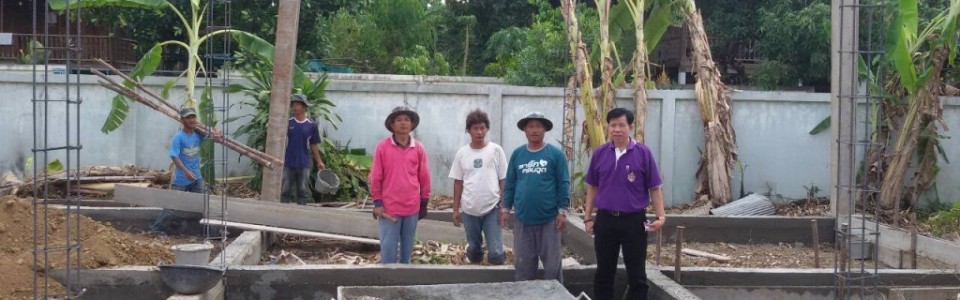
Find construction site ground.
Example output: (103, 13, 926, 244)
(0, 195, 201, 299)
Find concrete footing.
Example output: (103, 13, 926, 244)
(670, 267, 960, 300)
(337, 280, 576, 300)
(47, 202, 960, 300)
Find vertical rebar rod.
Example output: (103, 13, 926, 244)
(656, 227, 662, 266)
(812, 219, 820, 268)
(674, 226, 684, 282)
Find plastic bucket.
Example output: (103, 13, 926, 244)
(314, 169, 340, 195)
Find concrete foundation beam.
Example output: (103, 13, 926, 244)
(854, 216, 960, 270)
(647, 269, 703, 300)
(48, 267, 174, 300)
(665, 267, 960, 287)
(656, 215, 836, 245)
(113, 185, 483, 244)
(887, 287, 960, 300)
(224, 264, 695, 300)
(684, 286, 835, 300)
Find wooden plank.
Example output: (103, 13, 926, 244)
(682, 248, 732, 262)
(200, 219, 379, 245)
(79, 182, 151, 191)
(113, 185, 485, 245)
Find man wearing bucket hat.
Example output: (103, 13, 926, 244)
(369, 106, 432, 264)
(150, 106, 222, 233)
(282, 94, 326, 205)
(502, 111, 570, 282)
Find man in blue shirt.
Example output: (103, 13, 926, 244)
(502, 112, 570, 283)
(584, 108, 666, 300)
(282, 94, 326, 205)
(150, 106, 221, 233)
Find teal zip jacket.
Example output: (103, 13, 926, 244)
(503, 143, 570, 225)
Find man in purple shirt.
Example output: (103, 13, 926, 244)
(583, 108, 666, 300)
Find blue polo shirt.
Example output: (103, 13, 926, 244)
(585, 140, 662, 212)
(284, 117, 321, 169)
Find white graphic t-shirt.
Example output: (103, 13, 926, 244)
(448, 142, 508, 216)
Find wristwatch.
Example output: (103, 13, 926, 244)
(558, 208, 568, 215)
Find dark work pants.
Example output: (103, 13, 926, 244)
(593, 212, 649, 300)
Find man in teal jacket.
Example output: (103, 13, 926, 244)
(501, 111, 570, 283)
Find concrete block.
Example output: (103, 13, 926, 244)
(337, 280, 575, 300)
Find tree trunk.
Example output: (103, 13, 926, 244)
(627, 0, 648, 142)
(563, 77, 578, 160)
(561, 0, 605, 151)
(683, 3, 738, 207)
(597, 0, 615, 114)
(261, 0, 301, 202)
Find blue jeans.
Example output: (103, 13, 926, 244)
(282, 167, 312, 205)
(462, 208, 506, 265)
(378, 215, 418, 264)
(150, 179, 206, 232)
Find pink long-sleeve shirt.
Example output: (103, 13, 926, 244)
(369, 136, 432, 217)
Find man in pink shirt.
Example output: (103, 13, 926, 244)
(369, 106, 432, 264)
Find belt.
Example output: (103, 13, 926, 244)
(598, 209, 643, 217)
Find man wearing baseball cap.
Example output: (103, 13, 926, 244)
(502, 111, 570, 282)
(150, 106, 221, 233)
(368, 106, 432, 264)
(282, 94, 326, 205)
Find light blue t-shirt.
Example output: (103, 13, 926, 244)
(503, 143, 570, 226)
(170, 129, 203, 186)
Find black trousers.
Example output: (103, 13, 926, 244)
(593, 212, 649, 300)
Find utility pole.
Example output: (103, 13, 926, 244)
(261, 0, 301, 201)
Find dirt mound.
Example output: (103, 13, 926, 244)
(0, 195, 174, 299)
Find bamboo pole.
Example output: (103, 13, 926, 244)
(91, 62, 282, 167)
(90, 69, 281, 169)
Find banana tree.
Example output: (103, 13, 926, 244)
(52, 0, 279, 183)
(51, 0, 274, 133)
(681, 0, 739, 207)
(560, 0, 677, 152)
(596, 0, 616, 115)
(877, 0, 960, 210)
(560, 0, 605, 151)
(618, 0, 675, 142)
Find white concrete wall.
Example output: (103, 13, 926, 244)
(2, 71, 958, 207)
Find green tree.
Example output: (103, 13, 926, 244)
(318, 0, 444, 73)
(485, 1, 600, 87)
(699, 0, 764, 84)
(756, 0, 831, 88)
(442, 0, 537, 75)
(393, 45, 452, 75)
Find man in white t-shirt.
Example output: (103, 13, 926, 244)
(449, 109, 508, 265)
